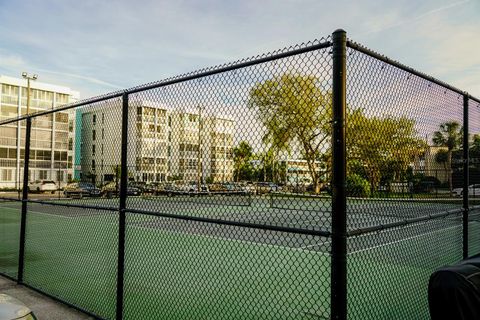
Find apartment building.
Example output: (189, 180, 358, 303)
(79, 100, 234, 185)
(281, 159, 326, 185)
(412, 145, 449, 183)
(0, 75, 79, 188)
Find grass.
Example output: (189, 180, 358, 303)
(0, 200, 477, 319)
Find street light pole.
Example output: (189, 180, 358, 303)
(197, 105, 203, 191)
(22, 72, 38, 115)
(17, 72, 37, 195)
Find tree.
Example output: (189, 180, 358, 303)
(347, 109, 425, 191)
(432, 121, 461, 193)
(248, 74, 331, 193)
(233, 141, 255, 181)
(435, 149, 449, 175)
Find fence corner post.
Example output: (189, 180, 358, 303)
(331, 28, 347, 320)
(18, 116, 32, 283)
(116, 92, 129, 320)
(463, 93, 469, 259)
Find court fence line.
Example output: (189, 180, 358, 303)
(0, 28, 479, 319)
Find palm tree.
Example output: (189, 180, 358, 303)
(432, 121, 461, 193)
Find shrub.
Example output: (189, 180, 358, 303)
(346, 173, 370, 197)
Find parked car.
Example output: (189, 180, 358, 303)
(0, 293, 37, 320)
(101, 182, 142, 197)
(208, 183, 228, 192)
(128, 181, 147, 193)
(27, 180, 57, 193)
(452, 184, 480, 197)
(256, 182, 279, 194)
(186, 183, 210, 193)
(64, 182, 102, 198)
(242, 182, 257, 195)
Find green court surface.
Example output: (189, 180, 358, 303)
(0, 206, 20, 278)
(0, 199, 478, 319)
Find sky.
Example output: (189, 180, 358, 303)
(0, 0, 478, 100)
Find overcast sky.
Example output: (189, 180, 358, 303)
(0, 0, 478, 99)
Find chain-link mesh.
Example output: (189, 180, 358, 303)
(346, 43, 466, 319)
(1, 33, 479, 320)
(23, 203, 118, 318)
(19, 99, 123, 318)
(468, 98, 480, 256)
(122, 38, 333, 319)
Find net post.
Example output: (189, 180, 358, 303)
(18, 117, 32, 283)
(463, 93, 469, 259)
(331, 28, 347, 320)
(116, 92, 128, 320)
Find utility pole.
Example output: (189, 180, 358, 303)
(17, 72, 37, 194)
(197, 105, 203, 191)
(22, 72, 38, 115)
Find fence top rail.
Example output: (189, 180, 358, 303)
(0, 38, 332, 126)
(347, 39, 480, 104)
(347, 206, 463, 237)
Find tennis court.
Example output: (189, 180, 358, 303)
(0, 194, 476, 319)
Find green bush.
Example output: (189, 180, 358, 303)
(346, 174, 371, 197)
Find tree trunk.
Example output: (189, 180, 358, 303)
(447, 150, 453, 194)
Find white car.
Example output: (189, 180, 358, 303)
(28, 180, 57, 193)
(452, 184, 480, 197)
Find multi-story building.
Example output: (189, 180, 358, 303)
(79, 100, 234, 185)
(0, 75, 79, 189)
(281, 159, 326, 185)
(413, 145, 449, 183)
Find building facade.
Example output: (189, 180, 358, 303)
(0, 75, 79, 189)
(79, 100, 234, 185)
(413, 145, 449, 183)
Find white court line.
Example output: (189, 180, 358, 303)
(349, 224, 462, 255)
(299, 240, 332, 250)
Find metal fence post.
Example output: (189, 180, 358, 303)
(463, 94, 469, 259)
(18, 117, 32, 283)
(331, 29, 347, 320)
(116, 92, 129, 320)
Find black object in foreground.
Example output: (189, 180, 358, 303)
(429, 254, 480, 320)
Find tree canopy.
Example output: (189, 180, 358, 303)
(248, 73, 425, 193)
(432, 121, 462, 192)
(347, 109, 425, 189)
(248, 74, 331, 192)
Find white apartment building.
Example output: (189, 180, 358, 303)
(0, 75, 79, 189)
(79, 100, 234, 185)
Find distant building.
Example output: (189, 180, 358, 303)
(0, 75, 79, 188)
(281, 159, 326, 185)
(79, 100, 234, 185)
(413, 145, 448, 183)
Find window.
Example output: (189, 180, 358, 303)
(55, 112, 68, 123)
(39, 170, 48, 180)
(2, 169, 12, 181)
(92, 129, 96, 141)
(92, 160, 96, 171)
(102, 128, 104, 139)
(102, 113, 105, 124)
(93, 114, 96, 125)
(92, 144, 96, 156)
(57, 171, 64, 182)
(101, 144, 104, 155)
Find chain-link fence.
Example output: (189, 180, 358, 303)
(0, 29, 479, 319)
